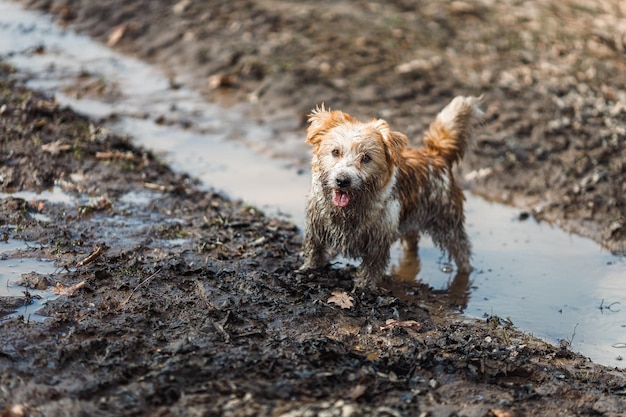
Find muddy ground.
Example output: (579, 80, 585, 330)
(1, 1, 626, 416)
(21, 0, 626, 254)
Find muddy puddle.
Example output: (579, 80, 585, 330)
(0, 189, 70, 320)
(1, 1, 625, 368)
(0, 238, 57, 321)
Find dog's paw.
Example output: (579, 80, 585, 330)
(298, 262, 313, 273)
(298, 259, 326, 272)
(352, 271, 380, 292)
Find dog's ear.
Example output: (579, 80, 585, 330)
(306, 104, 355, 146)
(371, 119, 408, 162)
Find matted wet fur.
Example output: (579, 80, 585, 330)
(301, 96, 484, 290)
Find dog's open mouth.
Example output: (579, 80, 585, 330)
(332, 189, 351, 208)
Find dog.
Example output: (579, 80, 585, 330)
(300, 96, 484, 290)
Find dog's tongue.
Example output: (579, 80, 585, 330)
(332, 190, 350, 208)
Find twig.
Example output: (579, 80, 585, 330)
(213, 318, 231, 343)
(122, 269, 161, 305)
(195, 279, 230, 342)
(567, 323, 579, 347)
(52, 281, 85, 296)
(598, 299, 621, 313)
(144, 182, 169, 192)
(95, 150, 136, 160)
(78, 244, 109, 267)
(194, 279, 214, 311)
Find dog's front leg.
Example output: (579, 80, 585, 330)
(300, 232, 328, 271)
(354, 248, 390, 291)
(430, 222, 472, 273)
(449, 230, 472, 273)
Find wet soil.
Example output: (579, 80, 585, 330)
(1, 1, 626, 416)
(20, 0, 626, 254)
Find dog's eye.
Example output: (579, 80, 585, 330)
(361, 154, 371, 163)
(331, 149, 340, 157)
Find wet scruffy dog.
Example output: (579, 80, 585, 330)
(300, 96, 484, 290)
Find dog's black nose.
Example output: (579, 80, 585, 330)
(336, 177, 351, 188)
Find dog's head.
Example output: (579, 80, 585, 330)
(306, 105, 408, 209)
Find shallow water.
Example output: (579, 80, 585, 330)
(0, 1, 625, 367)
(0, 239, 58, 321)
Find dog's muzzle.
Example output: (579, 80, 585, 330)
(332, 175, 352, 208)
(335, 176, 351, 188)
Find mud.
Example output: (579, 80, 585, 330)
(20, 0, 626, 254)
(1, 1, 626, 416)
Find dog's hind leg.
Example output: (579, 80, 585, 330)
(431, 224, 472, 273)
(447, 227, 472, 273)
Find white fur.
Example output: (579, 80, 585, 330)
(438, 96, 484, 131)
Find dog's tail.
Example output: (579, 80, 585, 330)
(423, 96, 484, 166)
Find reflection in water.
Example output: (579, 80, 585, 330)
(447, 271, 471, 311)
(391, 247, 471, 310)
(391, 247, 421, 284)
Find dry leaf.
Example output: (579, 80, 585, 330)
(1, 404, 27, 417)
(78, 199, 113, 217)
(380, 319, 423, 332)
(52, 281, 85, 297)
(348, 384, 367, 400)
(172, 0, 191, 14)
(208, 74, 236, 89)
(327, 291, 354, 309)
(107, 24, 127, 47)
(41, 141, 71, 155)
(27, 200, 46, 213)
(490, 409, 513, 417)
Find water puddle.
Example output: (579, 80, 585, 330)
(390, 197, 626, 367)
(0, 185, 75, 205)
(0, 1, 625, 367)
(0, 1, 306, 222)
(118, 190, 160, 207)
(0, 186, 182, 320)
(0, 239, 57, 321)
